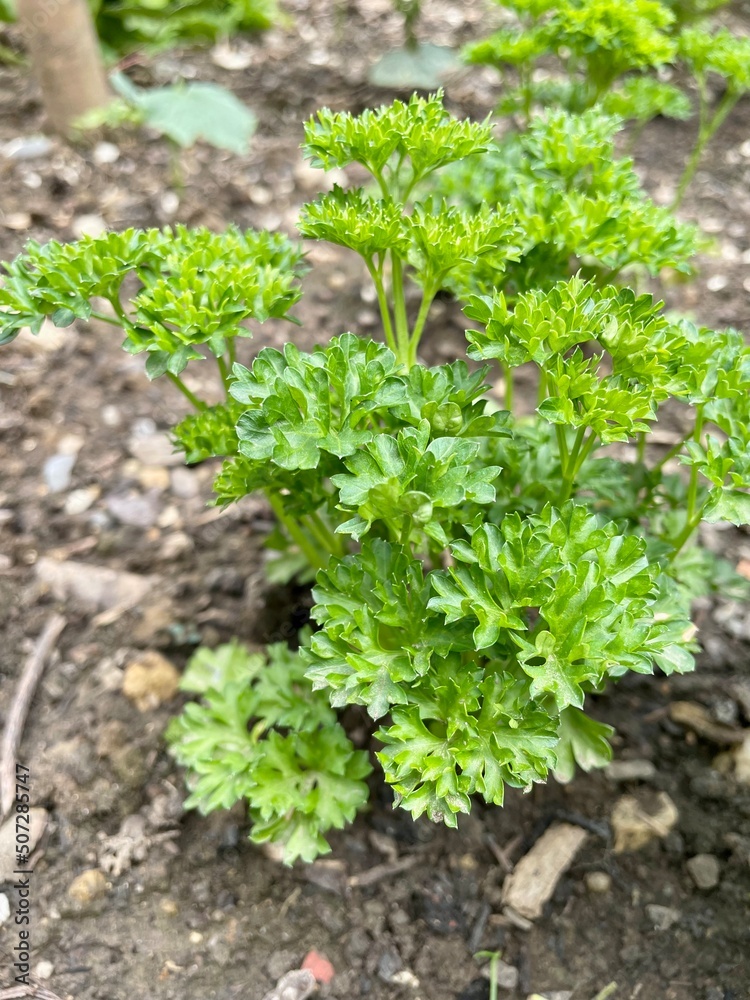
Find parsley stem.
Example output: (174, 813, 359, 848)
(166, 372, 206, 412)
(367, 261, 398, 357)
(636, 431, 646, 464)
(560, 426, 591, 502)
(670, 512, 705, 559)
(651, 431, 692, 474)
(216, 354, 232, 399)
(267, 493, 327, 571)
(503, 364, 514, 413)
(670, 405, 705, 557)
(391, 254, 411, 367)
(306, 510, 345, 559)
(400, 516, 413, 548)
(228, 338, 237, 371)
(408, 285, 435, 366)
(89, 310, 123, 327)
(674, 86, 738, 209)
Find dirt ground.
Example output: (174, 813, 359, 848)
(1, 2, 750, 999)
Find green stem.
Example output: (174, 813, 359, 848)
(673, 86, 738, 209)
(89, 310, 123, 327)
(560, 427, 598, 503)
(670, 405, 705, 557)
(166, 372, 206, 411)
(503, 363, 514, 413)
(367, 260, 398, 356)
(538, 369, 547, 406)
(306, 510, 345, 559)
(391, 253, 411, 367)
(555, 424, 569, 469)
(228, 337, 237, 371)
(407, 284, 435, 366)
(267, 493, 326, 571)
(651, 430, 692, 475)
(400, 516, 413, 549)
(636, 431, 646, 464)
(216, 354, 232, 398)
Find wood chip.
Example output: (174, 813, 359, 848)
(347, 855, 418, 888)
(611, 792, 678, 853)
(501, 823, 587, 920)
(669, 701, 746, 744)
(35, 558, 159, 613)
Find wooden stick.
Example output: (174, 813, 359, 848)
(0, 613, 66, 819)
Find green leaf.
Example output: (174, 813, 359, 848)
(553, 707, 614, 782)
(703, 488, 750, 526)
(368, 44, 461, 90)
(111, 74, 257, 153)
(167, 639, 370, 864)
(180, 640, 265, 694)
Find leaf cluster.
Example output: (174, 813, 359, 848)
(0, 225, 304, 379)
(435, 109, 701, 295)
(166, 638, 371, 864)
(465, 0, 681, 121)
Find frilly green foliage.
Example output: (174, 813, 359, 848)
(166, 638, 371, 864)
(435, 109, 702, 295)
(4, 92, 750, 863)
(465, 0, 680, 121)
(0, 225, 304, 385)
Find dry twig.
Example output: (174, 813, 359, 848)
(0, 613, 66, 819)
(347, 854, 418, 888)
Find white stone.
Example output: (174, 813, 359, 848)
(71, 214, 107, 239)
(93, 142, 120, 165)
(35, 960, 54, 979)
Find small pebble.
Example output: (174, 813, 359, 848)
(122, 651, 180, 711)
(128, 431, 182, 467)
(261, 969, 316, 1000)
(585, 871, 612, 894)
(605, 759, 656, 783)
(706, 274, 729, 292)
(64, 486, 100, 516)
(71, 214, 107, 239)
(160, 531, 194, 559)
(160, 191, 180, 216)
(102, 405, 122, 427)
(482, 959, 519, 989)
(68, 869, 108, 906)
(266, 951, 298, 980)
(170, 466, 200, 499)
(2, 135, 54, 159)
(93, 142, 120, 165)
(3, 212, 32, 230)
(377, 948, 402, 983)
(302, 950, 335, 984)
(0, 893, 10, 925)
(189, 930, 204, 944)
(686, 853, 720, 890)
(106, 490, 160, 528)
(211, 41, 253, 70)
(645, 903, 681, 930)
(137, 466, 170, 492)
(35, 960, 54, 980)
(44, 453, 77, 493)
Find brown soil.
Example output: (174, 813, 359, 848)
(1, 3, 750, 999)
